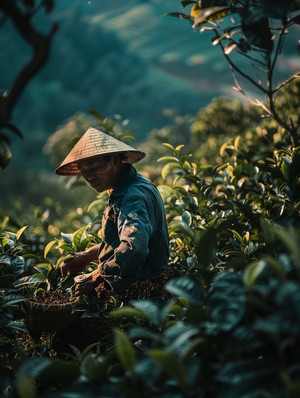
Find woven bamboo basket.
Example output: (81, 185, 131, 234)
(23, 299, 79, 333)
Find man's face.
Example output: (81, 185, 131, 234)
(77, 156, 118, 192)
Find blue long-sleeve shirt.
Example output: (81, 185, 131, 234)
(98, 165, 169, 294)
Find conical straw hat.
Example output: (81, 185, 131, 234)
(55, 127, 146, 176)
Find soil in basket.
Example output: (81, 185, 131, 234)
(23, 289, 78, 334)
(31, 290, 74, 305)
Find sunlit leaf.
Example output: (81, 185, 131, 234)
(175, 144, 185, 153)
(190, 3, 201, 18)
(162, 143, 176, 151)
(16, 225, 28, 240)
(161, 162, 182, 180)
(157, 156, 180, 163)
(230, 229, 243, 243)
(72, 226, 87, 249)
(44, 240, 57, 258)
(193, 6, 232, 29)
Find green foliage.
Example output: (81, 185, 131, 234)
(155, 82, 299, 290)
(1, 77, 300, 396)
(9, 242, 300, 397)
(0, 2, 300, 392)
(0, 217, 102, 339)
(170, 0, 300, 146)
(176, 0, 299, 53)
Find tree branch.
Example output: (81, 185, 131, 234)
(265, 42, 299, 147)
(215, 22, 299, 147)
(0, 0, 57, 126)
(275, 72, 300, 93)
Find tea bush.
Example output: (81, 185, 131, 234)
(2, 86, 300, 396)
(1, 79, 300, 397)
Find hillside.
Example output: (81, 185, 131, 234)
(2, 0, 299, 171)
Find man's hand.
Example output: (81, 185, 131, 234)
(60, 252, 89, 276)
(60, 245, 101, 276)
(74, 269, 104, 296)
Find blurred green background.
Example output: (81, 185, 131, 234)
(1, 0, 299, 214)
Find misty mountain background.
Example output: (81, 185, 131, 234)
(2, 0, 299, 172)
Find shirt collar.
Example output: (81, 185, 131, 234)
(109, 165, 137, 199)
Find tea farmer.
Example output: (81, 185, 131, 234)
(56, 127, 170, 302)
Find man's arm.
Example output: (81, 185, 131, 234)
(101, 195, 153, 278)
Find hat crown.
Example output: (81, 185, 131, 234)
(55, 127, 146, 176)
(71, 127, 138, 157)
